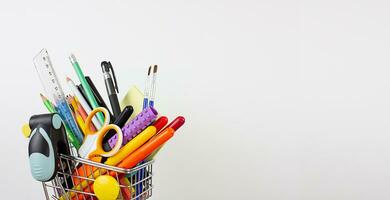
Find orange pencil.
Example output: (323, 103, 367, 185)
(113, 116, 185, 172)
(74, 97, 88, 120)
(73, 96, 96, 132)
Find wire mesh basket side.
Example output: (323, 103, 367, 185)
(42, 154, 153, 200)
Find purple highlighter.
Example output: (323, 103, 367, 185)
(108, 107, 158, 148)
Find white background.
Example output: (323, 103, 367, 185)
(1, 0, 390, 199)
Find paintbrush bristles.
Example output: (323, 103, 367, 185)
(148, 66, 152, 75)
(153, 65, 158, 73)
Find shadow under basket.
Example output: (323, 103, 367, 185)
(42, 154, 154, 200)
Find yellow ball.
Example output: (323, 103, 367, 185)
(93, 175, 120, 200)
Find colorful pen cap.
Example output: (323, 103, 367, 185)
(153, 116, 169, 132)
(166, 116, 185, 131)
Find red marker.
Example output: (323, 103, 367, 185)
(153, 116, 168, 132)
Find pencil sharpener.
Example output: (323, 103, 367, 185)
(28, 113, 70, 182)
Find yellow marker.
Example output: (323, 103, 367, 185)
(22, 123, 31, 138)
(105, 126, 157, 166)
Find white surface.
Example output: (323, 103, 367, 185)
(1, 0, 390, 199)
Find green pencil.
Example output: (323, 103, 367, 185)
(41, 93, 56, 113)
(69, 54, 104, 124)
(40, 93, 81, 149)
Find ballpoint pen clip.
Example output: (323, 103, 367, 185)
(107, 62, 119, 93)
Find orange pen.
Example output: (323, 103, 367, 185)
(114, 116, 185, 171)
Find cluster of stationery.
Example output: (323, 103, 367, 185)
(22, 49, 185, 200)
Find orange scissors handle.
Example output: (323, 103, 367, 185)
(78, 107, 123, 159)
(84, 107, 110, 135)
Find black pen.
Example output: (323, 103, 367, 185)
(85, 76, 110, 108)
(101, 61, 121, 117)
(76, 84, 91, 108)
(86, 76, 115, 122)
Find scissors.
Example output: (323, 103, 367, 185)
(78, 107, 123, 160)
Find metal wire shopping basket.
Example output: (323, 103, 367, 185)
(42, 154, 154, 200)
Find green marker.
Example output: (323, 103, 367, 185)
(40, 93, 81, 149)
(69, 54, 104, 124)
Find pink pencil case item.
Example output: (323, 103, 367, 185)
(108, 107, 158, 148)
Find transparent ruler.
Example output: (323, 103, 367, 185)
(33, 49, 83, 145)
